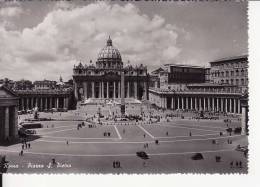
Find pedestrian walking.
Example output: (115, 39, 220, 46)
(66, 140, 69, 145)
(28, 143, 31, 149)
(22, 144, 24, 150)
(20, 150, 23, 156)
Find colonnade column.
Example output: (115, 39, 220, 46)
(4, 107, 9, 139)
(31, 98, 34, 109)
(186, 97, 189, 109)
(229, 98, 232, 113)
(102, 82, 104, 98)
(191, 97, 193, 110)
(99, 82, 102, 98)
(203, 97, 206, 111)
(207, 97, 210, 111)
(74, 81, 78, 101)
(181, 97, 184, 110)
(177, 97, 180, 109)
(49, 97, 52, 109)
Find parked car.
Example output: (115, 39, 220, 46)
(136, 151, 149, 159)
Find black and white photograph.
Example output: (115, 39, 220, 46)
(0, 0, 249, 175)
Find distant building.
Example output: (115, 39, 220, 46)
(151, 64, 208, 90)
(13, 79, 33, 90)
(34, 80, 57, 90)
(209, 55, 248, 92)
(0, 78, 15, 90)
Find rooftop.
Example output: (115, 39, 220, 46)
(210, 55, 248, 64)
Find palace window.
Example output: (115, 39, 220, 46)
(231, 71, 234, 76)
(226, 79, 229, 84)
(241, 69, 244, 76)
(236, 70, 239, 76)
(241, 79, 244, 85)
(230, 79, 233, 85)
(236, 79, 239, 85)
(226, 71, 229, 77)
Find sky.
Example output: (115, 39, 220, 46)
(0, 0, 248, 81)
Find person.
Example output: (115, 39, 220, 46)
(143, 134, 146, 138)
(28, 143, 31, 149)
(20, 150, 23, 156)
(22, 144, 24, 150)
(66, 140, 69, 145)
(189, 132, 192, 137)
(236, 161, 239, 167)
(166, 131, 168, 136)
(230, 161, 233, 168)
(25, 143, 28, 149)
(239, 161, 242, 168)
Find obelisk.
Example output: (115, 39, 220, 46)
(120, 70, 125, 116)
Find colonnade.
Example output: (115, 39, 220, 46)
(149, 93, 242, 114)
(18, 96, 69, 111)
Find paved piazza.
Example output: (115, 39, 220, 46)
(0, 104, 248, 173)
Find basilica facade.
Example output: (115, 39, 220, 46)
(73, 37, 149, 102)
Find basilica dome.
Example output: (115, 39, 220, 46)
(97, 36, 123, 68)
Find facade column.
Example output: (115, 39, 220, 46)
(134, 82, 138, 99)
(181, 97, 184, 110)
(83, 82, 88, 99)
(203, 97, 206, 111)
(99, 82, 102, 98)
(212, 98, 215, 111)
(199, 98, 201, 111)
(35, 98, 38, 108)
(4, 107, 9, 139)
(45, 97, 47, 110)
(191, 97, 193, 110)
(74, 81, 78, 101)
(177, 97, 180, 109)
(118, 82, 121, 98)
(229, 98, 233, 113)
(171, 97, 174, 109)
(225, 98, 228, 113)
(31, 98, 34, 109)
(195, 97, 197, 110)
(144, 82, 148, 100)
(92, 82, 95, 98)
(50, 97, 52, 109)
(63, 97, 66, 108)
(26, 98, 29, 110)
(102, 81, 104, 98)
(234, 98, 237, 114)
(186, 97, 189, 109)
(106, 82, 109, 98)
(216, 98, 219, 111)
(56, 98, 59, 109)
(221, 98, 223, 112)
(238, 99, 241, 113)
(113, 81, 116, 98)
(127, 82, 130, 98)
(40, 97, 43, 111)
(207, 97, 210, 111)
(21, 98, 24, 110)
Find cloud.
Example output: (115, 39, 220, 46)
(0, 2, 188, 81)
(0, 6, 23, 17)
